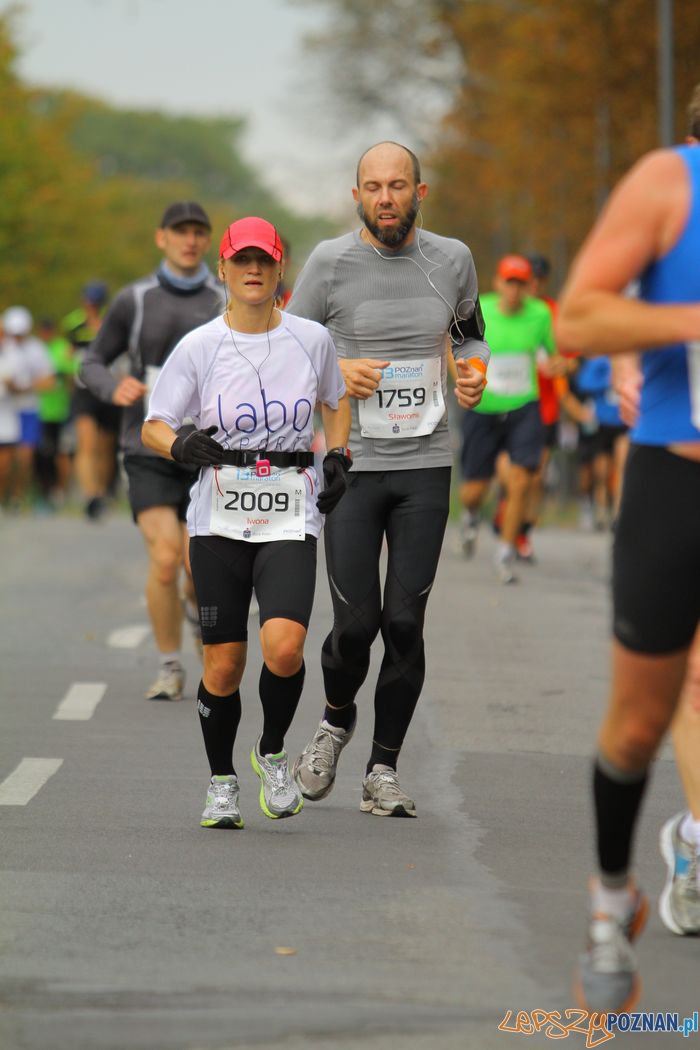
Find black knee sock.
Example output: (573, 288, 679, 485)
(259, 662, 305, 755)
(197, 682, 241, 776)
(593, 754, 649, 885)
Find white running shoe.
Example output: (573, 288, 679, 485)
(251, 740, 304, 819)
(201, 774, 244, 829)
(145, 660, 185, 701)
(659, 812, 700, 935)
(575, 887, 648, 1013)
(494, 550, 518, 585)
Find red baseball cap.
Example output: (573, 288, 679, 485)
(497, 254, 533, 282)
(219, 217, 284, 262)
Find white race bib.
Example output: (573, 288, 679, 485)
(359, 357, 444, 438)
(210, 465, 306, 542)
(145, 364, 161, 399)
(688, 342, 700, 429)
(486, 353, 533, 397)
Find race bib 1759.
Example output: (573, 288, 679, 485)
(359, 357, 444, 438)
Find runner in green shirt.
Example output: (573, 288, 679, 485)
(35, 319, 78, 506)
(458, 254, 556, 582)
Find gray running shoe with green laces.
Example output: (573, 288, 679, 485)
(659, 812, 700, 935)
(251, 740, 303, 819)
(293, 719, 355, 801)
(360, 765, 417, 818)
(575, 888, 648, 1012)
(200, 774, 244, 829)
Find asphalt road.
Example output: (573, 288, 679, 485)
(0, 510, 696, 1050)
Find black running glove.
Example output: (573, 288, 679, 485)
(170, 425, 225, 466)
(316, 451, 350, 515)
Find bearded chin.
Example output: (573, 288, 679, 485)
(357, 194, 420, 247)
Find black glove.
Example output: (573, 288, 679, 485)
(170, 425, 225, 466)
(316, 451, 350, 515)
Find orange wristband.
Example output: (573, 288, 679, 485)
(468, 357, 488, 386)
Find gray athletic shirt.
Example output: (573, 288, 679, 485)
(287, 228, 490, 471)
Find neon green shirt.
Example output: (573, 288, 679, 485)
(477, 293, 555, 413)
(37, 336, 76, 422)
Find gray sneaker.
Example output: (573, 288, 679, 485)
(361, 765, 416, 818)
(494, 550, 518, 585)
(575, 888, 648, 1012)
(251, 740, 303, 819)
(659, 812, 700, 935)
(201, 774, 244, 829)
(145, 660, 184, 701)
(460, 517, 479, 559)
(292, 718, 355, 801)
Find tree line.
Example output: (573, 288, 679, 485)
(0, 11, 336, 321)
(302, 0, 700, 289)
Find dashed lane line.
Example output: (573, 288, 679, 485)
(53, 682, 107, 721)
(107, 624, 151, 648)
(0, 758, 63, 805)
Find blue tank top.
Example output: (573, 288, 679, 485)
(632, 145, 700, 445)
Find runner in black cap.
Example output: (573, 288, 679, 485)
(80, 201, 223, 701)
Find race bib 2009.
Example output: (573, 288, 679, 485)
(359, 357, 444, 438)
(210, 465, 306, 542)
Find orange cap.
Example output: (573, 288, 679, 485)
(497, 255, 532, 282)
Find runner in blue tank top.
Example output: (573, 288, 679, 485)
(558, 110, 700, 1012)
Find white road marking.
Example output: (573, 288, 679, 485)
(0, 758, 63, 805)
(107, 624, 151, 648)
(53, 682, 107, 721)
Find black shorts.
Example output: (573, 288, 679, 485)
(123, 454, 198, 523)
(613, 444, 700, 654)
(459, 400, 544, 479)
(72, 387, 121, 432)
(189, 534, 317, 644)
(579, 424, 627, 462)
(543, 422, 559, 450)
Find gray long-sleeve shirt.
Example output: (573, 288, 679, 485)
(287, 228, 489, 471)
(80, 270, 223, 456)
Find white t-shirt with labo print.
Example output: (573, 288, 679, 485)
(146, 311, 346, 538)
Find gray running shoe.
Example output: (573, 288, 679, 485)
(361, 766, 417, 818)
(145, 660, 184, 701)
(575, 888, 648, 1012)
(292, 718, 355, 801)
(251, 740, 303, 819)
(201, 774, 244, 829)
(659, 812, 700, 935)
(494, 550, 518, 585)
(460, 516, 479, 559)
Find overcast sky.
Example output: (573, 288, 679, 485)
(5, 0, 367, 219)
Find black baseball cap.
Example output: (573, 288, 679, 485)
(160, 201, 211, 230)
(527, 253, 551, 280)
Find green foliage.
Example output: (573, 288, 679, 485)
(0, 11, 335, 323)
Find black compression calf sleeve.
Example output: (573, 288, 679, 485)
(593, 754, 649, 885)
(197, 682, 241, 776)
(259, 662, 305, 756)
